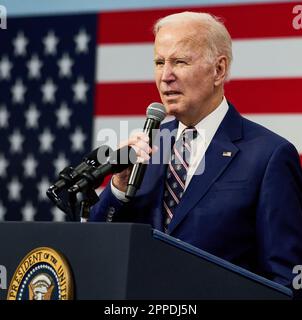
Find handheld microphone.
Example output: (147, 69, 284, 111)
(68, 145, 137, 193)
(125, 102, 166, 199)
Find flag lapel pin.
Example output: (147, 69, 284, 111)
(222, 151, 232, 157)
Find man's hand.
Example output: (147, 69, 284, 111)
(112, 132, 157, 192)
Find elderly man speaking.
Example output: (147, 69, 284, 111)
(90, 12, 302, 296)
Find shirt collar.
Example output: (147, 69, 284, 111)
(177, 96, 229, 143)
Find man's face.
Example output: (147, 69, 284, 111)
(154, 22, 217, 125)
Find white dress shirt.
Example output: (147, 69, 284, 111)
(178, 96, 229, 189)
(111, 96, 229, 201)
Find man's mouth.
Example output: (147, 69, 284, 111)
(163, 90, 182, 97)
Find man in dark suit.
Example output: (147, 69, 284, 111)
(90, 12, 302, 293)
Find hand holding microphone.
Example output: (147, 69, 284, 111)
(111, 131, 154, 193)
(112, 102, 166, 198)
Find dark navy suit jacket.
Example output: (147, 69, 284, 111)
(90, 103, 302, 291)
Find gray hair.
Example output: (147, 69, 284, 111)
(153, 11, 233, 78)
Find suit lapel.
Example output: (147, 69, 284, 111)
(167, 103, 243, 234)
(168, 139, 239, 233)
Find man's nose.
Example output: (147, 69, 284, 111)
(161, 63, 176, 83)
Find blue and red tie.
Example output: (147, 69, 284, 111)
(163, 127, 197, 230)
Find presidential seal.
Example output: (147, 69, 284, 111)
(7, 247, 73, 300)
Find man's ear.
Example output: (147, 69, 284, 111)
(214, 56, 228, 86)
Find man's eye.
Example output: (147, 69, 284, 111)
(176, 60, 186, 65)
(155, 60, 164, 66)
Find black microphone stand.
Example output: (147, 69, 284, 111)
(71, 187, 100, 222)
(47, 166, 82, 220)
(47, 165, 103, 222)
(67, 165, 111, 222)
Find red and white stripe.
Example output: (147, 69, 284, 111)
(163, 201, 173, 219)
(174, 147, 189, 170)
(165, 181, 180, 204)
(169, 163, 186, 190)
(93, 2, 302, 165)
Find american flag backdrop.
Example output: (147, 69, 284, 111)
(0, 1, 301, 221)
(0, 14, 97, 221)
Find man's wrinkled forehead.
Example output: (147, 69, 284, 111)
(155, 22, 208, 48)
(154, 30, 207, 59)
(177, 34, 207, 51)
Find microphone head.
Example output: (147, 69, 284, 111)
(146, 102, 166, 122)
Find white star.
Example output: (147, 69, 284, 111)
(0, 55, 13, 80)
(72, 77, 89, 103)
(0, 201, 6, 221)
(57, 53, 73, 78)
(0, 154, 9, 178)
(11, 78, 26, 104)
(23, 154, 38, 178)
(13, 31, 29, 56)
(53, 153, 69, 175)
(70, 127, 86, 152)
(27, 54, 43, 79)
(51, 206, 66, 222)
(41, 78, 57, 104)
(0, 105, 9, 128)
(8, 177, 22, 201)
(74, 29, 90, 54)
(21, 202, 36, 221)
(25, 103, 40, 129)
(37, 177, 51, 201)
(55, 102, 72, 128)
(39, 128, 55, 152)
(43, 30, 59, 55)
(9, 129, 24, 153)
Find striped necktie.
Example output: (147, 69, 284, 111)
(163, 127, 197, 230)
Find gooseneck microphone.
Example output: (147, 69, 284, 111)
(125, 102, 166, 199)
(68, 145, 137, 193)
(46, 145, 111, 212)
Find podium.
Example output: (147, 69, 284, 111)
(0, 222, 292, 300)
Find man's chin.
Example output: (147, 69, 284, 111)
(164, 103, 182, 117)
(163, 99, 178, 109)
